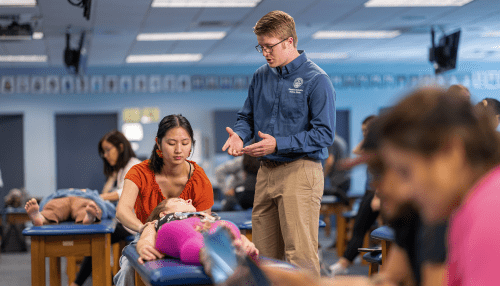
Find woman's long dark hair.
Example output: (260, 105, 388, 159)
(98, 130, 136, 178)
(149, 114, 195, 173)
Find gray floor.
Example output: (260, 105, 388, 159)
(0, 225, 370, 286)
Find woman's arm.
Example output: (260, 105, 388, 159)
(136, 222, 164, 264)
(116, 179, 144, 232)
(100, 191, 119, 201)
(102, 172, 117, 194)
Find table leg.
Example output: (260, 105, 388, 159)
(49, 257, 61, 286)
(67, 257, 77, 283)
(91, 234, 111, 286)
(135, 271, 148, 286)
(31, 236, 46, 286)
(381, 240, 391, 270)
(336, 214, 347, 257)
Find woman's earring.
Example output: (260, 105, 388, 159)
(156, 149, 163, 158)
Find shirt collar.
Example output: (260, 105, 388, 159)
(274, 50, 307, 76)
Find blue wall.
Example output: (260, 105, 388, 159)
(0, 61, 497, 197)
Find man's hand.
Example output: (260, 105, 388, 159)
(242, 131, 276, 157)
(222, 127, 244, 157)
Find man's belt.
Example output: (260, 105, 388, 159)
(260, 159, 288, 168)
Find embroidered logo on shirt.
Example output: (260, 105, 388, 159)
(293, 78, 303, 88)
(290, 77, 304, 94)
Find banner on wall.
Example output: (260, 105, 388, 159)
(329, 73, 471, 89)
(0, 72, 475, 94)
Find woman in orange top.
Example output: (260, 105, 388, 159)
(114, 114, 214, 285)
(117, 114, 213, 233)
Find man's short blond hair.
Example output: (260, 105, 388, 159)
(254, 10, 298, 48)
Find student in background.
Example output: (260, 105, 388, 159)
(323, 133, 351, 205)
(215, 156, 245, 211)
(477, 97, 500, 128)
(71, 130, 141, 286)
(329, 115, 379, 276)
(215, 153, 259, 211)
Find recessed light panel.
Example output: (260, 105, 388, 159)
(364, 0, 474, 7)
(312, 30, 401, 39)
(152, 0, 261, 8)
(137, 32, 226, 41)
(126, 54, 202, 63)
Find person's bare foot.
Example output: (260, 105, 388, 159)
(25, 198, 46, 226)
(82, 201, 102, 224)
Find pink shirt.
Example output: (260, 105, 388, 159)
(447, 165, 500, 285)
(155, 217, 241, 265)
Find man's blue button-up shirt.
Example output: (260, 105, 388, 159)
(233, 51, 336, 162)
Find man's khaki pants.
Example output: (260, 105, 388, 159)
(252, 158, 324, 276)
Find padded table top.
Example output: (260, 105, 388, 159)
(22, 219, 117, 236)
(370, 225, 395, 242)
(124, 244, 214, 285)
(217, 209, 252, 230)
(217, 209, 325, 229)
(124, 244, 298, 286)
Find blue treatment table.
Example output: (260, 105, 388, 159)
(370, 226, 395, 267)
(217, 209, 326, 242)
(22, 219, 117, 286)
(124, 243, 298, 286)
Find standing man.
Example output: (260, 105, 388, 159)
(222, 10, 336, 276)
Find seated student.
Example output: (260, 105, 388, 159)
(25, 188, 115, 226)
(136, 197, 258, 265)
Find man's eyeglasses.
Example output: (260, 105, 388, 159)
(255, 38, 288, 53)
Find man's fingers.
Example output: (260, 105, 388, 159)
(226, 127, 234, 136)
(222, 140, 230, 151)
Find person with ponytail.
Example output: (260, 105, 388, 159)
(114, 114, 214, 285)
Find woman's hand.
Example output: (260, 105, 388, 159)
(234, 235, 259, 257)
(136, 221, 163, 264)
(137, 243, 164, 264)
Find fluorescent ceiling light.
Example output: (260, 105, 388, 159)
(32, 32, 43, 39)
(0, 55, 47, 62)
(312, 30, 401, 39)
(0, 0, 37, 7)
(152, 0, 261, 8)
(307, 52, 349, 59)
(364, 0, 474, 7)
(126, 53, 202, 63)
(137, 32, 226, 41)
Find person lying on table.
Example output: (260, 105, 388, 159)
(25, 188, 115, 226)
(136, 197, 258, 265)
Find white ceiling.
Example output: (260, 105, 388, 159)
(2, 0, 500, 69)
